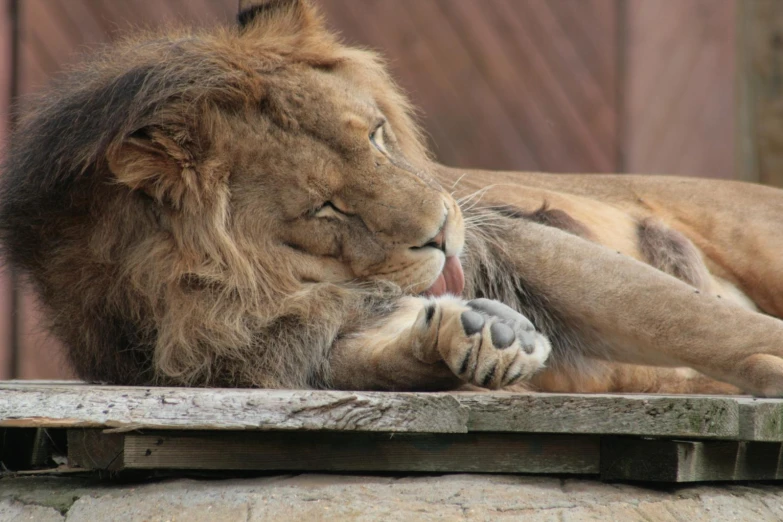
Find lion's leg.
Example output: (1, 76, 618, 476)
(529, 362, 742, 394)
(328, 296, 550, 391)
(612, 366, 743, 395)
(499, 220, 783, 397)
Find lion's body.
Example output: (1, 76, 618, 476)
(2, 0, 783, 395)
(449, 168, 783, 393)
(460, 169, 778, 310)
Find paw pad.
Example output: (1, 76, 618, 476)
(415, 297, 551, 390)
(460, 310, 485, 336)
(490, 322, 515, 348)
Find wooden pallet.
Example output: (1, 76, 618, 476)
(2, 381, 783, 483)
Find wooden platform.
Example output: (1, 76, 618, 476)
(2, 381, 783, 483)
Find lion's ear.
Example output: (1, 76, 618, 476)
(108, 129, 217, 210)
(237, 0, 326, 40)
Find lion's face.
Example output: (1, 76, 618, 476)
(101, 1, 465, 299)
(227, 65, 465, 295)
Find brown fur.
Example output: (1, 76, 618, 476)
(2, 0, 783, 395)
(637, 218, 709, 290)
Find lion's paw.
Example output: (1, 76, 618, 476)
(411, 296, 551, 389)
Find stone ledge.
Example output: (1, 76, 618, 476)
(2, 474, 783, 521)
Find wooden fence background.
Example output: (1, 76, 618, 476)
(0, 0, 752, 379)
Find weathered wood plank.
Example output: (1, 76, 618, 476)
(4, 384, 783, 441)
(738, 397, 783, 441)
(456, 393, 742, 439)
(601, 437, 783, 482)
(0, 384, 467, 433)
(67, 429, 124, 472)
(123, 431, 600, 474)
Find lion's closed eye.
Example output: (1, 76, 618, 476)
(369, 120, 389, 155)
(314, 201, 351, 219)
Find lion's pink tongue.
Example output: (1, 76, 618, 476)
(424, 256, 465, 297)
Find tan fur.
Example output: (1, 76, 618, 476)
(3, 0, 783, 395)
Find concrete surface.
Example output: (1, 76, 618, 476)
(2, 474, 783, 521)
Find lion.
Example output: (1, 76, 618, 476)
(1, 0, 783, 396)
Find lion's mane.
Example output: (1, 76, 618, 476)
(0, 3, 423, 387)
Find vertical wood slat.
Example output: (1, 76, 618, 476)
(320, 0, 535, 169)
(736, 0, 783, 187)
(45, 0, 108, 49)
(319, 0, 460, 164)
(16, 0, 93, 380)
(12, 0, 237, 379)
(601, 438, 783, 482)
(17, 293, 74, 380)
(486, 0, 617, 171)
(622, 0, 737, 178)
(17, 0, 89, 379)
(19, 0, 237, 97)
(319, 0, 620, 173)
(18, 0, 67, 94)
(0, 0, 16, 379)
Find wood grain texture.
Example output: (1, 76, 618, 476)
(123, 431, 600, 474)
(17, 291, 73, 380)
(736, 0, 783, 187)
(4, 384, 783, 442)
(738, 398, 783, 441)
(0, 384, 468, 433)
(458, 393, 742, 439)
(601, 437, 783, 482)
(67, 429, 124, 472)
(623, 0, 736, 178)
(319, 0, 619, 172)
(0, 0, 14, 379)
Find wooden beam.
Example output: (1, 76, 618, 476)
(736, 0, 783, 186)
(4, 426, 780, 482)
(67, 429, 124, 472)
(122, 431, 600, 474)
(458, 393, 743, 439)
(601, 437, 783, 482)
(4, 383, 783, 442)
(738, 397, 783, 441)
(0, 384, 468, 434)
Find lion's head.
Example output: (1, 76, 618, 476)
(0, 0, 465, 385)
